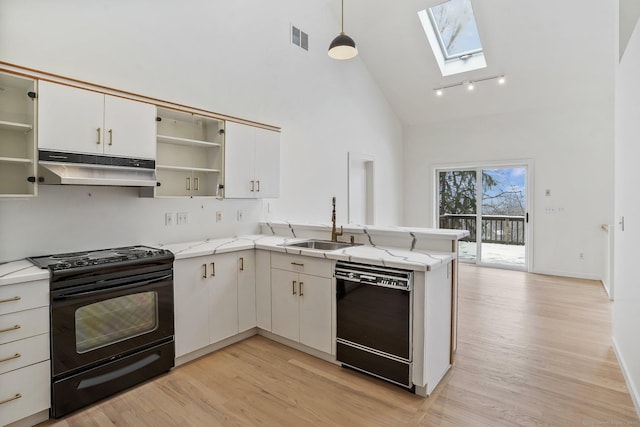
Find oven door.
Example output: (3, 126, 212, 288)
(336, 278, 411, 360)
(50, 269, 174, 378)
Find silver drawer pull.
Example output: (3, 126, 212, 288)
(0, 325, 21, 334)
(299, 282, 304, 296)
(291, 262, 304, 267)
(202, 264, 207, 279)
(0, 353, 21, 363)
(0, 393, 22, 405)
(0, 296, 21, 304)
(239, 257, 244, 271)
(292, 280, 297, 295)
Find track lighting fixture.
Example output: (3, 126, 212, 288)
(433, 74, 506, 96)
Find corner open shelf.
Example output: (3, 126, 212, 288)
(0, 72, 37, 197)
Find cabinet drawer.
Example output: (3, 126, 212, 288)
(0, 307, 49, 345)
(271, 253, 333, 277)
(0, 361, 50, 426)
(0, 333, 49, 375)
(0, 280, 49, 316)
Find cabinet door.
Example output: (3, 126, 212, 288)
(271, 269, 300, 342)
(173, 257, 210, 357)
(253, 128, 280, 198)
(38, 81, 104, 154)
(208, 253, 239, 343)
(255, 250, 272, 331)
(103, 95, 156, 159)
(237, 250, 256, 332)
(224, 121, 256, 198)
(298, 274, 332, 353)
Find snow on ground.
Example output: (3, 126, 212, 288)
(458, 241, 525, 266)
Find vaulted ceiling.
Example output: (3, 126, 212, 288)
(332, 0, 615, 126)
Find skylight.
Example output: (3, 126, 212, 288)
(429, 0, 483, 60)
(418, 0, 487, 76)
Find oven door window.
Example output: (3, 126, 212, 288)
(75, 291, 159, 353)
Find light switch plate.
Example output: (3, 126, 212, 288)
(165, 212, 175, 226)
(177, 212, 188, 225)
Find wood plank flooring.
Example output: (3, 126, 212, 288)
(40, 265, 639, 426)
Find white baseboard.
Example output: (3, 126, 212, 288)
(532, 268, 601, 282)
(612, 335, 640, 419)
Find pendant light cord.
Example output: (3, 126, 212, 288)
(341, 0, 345, 34)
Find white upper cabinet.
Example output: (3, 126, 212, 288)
(224, 121, 280, 198)
(38, 81, 155, 159)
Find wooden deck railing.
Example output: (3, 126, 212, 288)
(440, 214, 525, 245)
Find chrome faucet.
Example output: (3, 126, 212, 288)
(331, 196, 343, 242)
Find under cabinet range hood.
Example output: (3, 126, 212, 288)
(37, 150, 157, 187)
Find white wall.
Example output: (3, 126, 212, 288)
(0, 0, 403, 262)
(403, 100, 614, 280)
(613, 8, 640, 415)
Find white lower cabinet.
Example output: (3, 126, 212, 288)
(0, 278, 50, 426)
(271, 254, 333, 354)
(255, 250, 272, 331)
(174, 251, 256, 358)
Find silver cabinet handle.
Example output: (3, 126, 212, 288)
(0, 325, 20, 334)
(0, 296, 20, 304)
(194, 177, 199, 191)
(256, 180, 261, 192)
(202, 264, 207, 279)
(292, 280, 297, 295)
(0, 353, 21, 363)
(108, 129, 113, 146)
(96, 127, 101, 145)
(291, 262, 304, 267)
(239, 257, 244, 271)
(210, 262, 215, 277)
(299, 282, 304, 296)
(250, 180, 255, 192)
(186, 177, 191, 191)
(0, 393, 22, 405)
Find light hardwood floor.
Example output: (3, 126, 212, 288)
(41, 265, 639, 426)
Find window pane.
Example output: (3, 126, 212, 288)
(429, 0, 483, 58)
(75, 292, 158, 353)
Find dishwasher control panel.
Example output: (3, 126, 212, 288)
(335, 261, 413, 290)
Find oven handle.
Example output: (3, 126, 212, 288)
(52, 273, 172, 301)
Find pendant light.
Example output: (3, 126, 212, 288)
(328, 0, 358, 60)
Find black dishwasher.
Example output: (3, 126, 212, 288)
(335, 261, 413, 389)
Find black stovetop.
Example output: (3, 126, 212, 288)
(28, 245, 172, 272)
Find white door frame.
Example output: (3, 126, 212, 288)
(434, 159, 534, 272)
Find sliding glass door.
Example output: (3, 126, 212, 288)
(438, 164, 529, 270)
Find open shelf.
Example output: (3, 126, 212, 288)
(0, 120, 32, 132)
(157, 134, 221, 148)
(156, 165, 221, 173)
(0, 157, 33, 164)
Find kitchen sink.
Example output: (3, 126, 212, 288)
(281, 239, 357, 251)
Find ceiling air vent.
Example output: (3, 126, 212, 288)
(291, 25, 309, 51)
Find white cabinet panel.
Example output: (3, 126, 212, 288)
(38, 80, 104, 154)
(0, 333, 49, 375)
(224, 121, 279, 199)
(0, 361, 50, 426)
(208, 253, 239, 343)
(237, 250, 256, 333)
(253, 127, 280, 198)
(103, 95, 156, 159)
(271, 269, 300, 342)
(0, 279, 48, 316)
(298, 274, 332, 354)
(0, 306, 48, 345)
(224, 121, 255, 198)
(255, 250, 272, 331)
(173, 257, 210, 357)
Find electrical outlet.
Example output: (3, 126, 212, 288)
(216, 211, 223, 222)
(579, 252, 585, 260)
(237, 210, 244, 221)
(165, 212, 175, 226)
(545, 189, 551, 196)
(177, 212, 188, 225)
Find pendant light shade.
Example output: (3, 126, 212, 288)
(328, 0, 358, 60)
